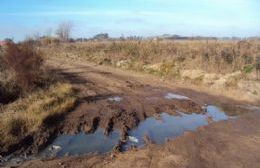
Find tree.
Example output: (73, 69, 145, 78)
(93, 33, 109, 40)
(56, 21, 73, 41)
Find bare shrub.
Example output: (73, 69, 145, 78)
(56, 21, 73, 41)
(0, 47, 20, 103)
(221, 48, 233, 64)
(3, 41, 44, 92)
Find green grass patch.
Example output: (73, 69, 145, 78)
(243, 65, 254, 74)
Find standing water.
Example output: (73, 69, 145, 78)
(41, 128, 120, 158)
(41, 105, 231, 157)
(123, 105, 230, 149)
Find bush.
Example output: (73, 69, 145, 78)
(3, 41, 44, 92)
(0, 78, 20, 104)
(0, 49, 20, 103)
(221, 48, 233, 64)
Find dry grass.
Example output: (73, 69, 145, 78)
(0, 82, 77, 147)
(42, 40, 260, 76)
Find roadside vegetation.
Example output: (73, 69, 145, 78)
(0, 83, 76, 147)
(0, 41, 77, 150)
(42, 40, 260, 75)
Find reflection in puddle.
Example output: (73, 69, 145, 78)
(41, 129, 120, 157)
(164, 93, 189, 100)
(206, 106, 229, 121)
(123, 105, 230, 149)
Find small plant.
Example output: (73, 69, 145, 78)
(243, 65, 254, 74)
(252, 90, 258, 95)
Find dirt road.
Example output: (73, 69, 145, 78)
(5, 59, 260, 167)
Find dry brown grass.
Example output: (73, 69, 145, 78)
(42, 40, 260, 76)
(0, 82, 77, 147)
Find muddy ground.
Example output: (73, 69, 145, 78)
(1, 59, 260, 167)
(21, 111, 260, 168)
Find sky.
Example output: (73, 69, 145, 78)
(0, 0, 260, 40)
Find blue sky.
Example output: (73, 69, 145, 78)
(0, 0, 260, 40)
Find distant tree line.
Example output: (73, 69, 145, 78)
(2, 20, 260, 44)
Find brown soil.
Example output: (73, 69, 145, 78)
(2, 58, 260, 167)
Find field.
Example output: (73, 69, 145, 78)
(0, 39, 260, 167)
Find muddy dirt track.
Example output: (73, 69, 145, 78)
(21, 111, 260, 168)
(0, 59, 203, 156)
(3, 59, 260, 167)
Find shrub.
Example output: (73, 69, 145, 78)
(0, 49, 20, 103)
(3, 41, 44, 92)
(243, 55, 254, 64)
(221, 48, 233, 64)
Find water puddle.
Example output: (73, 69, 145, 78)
(123, 105, 230, 149)
(164, 92, 190, 100)
(41, 128, 120, 158)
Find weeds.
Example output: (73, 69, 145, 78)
(243, 65, 254, 74)
(42, 40, 260, 75)
(0, 82, 77, 147)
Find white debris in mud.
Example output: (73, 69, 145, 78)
(108, 96, 122, 102)
(50, 145, 62, 151)
(164, 93, 190, 100)
(128, 136, 139, 143)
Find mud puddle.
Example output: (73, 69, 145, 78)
(123, 105, 231, 149)
(1, 89, 242, 167)
(40, 128, 120, 158)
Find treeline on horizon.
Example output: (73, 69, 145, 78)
(3, 33, 260, 44)
(1, 21, 259, 43)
